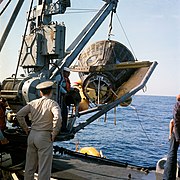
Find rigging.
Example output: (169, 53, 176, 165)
(0, 0, 12, 16)
(115, 13, 137, 60)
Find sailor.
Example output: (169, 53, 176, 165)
(56, 67, 71, 93)
(163, 94, 180, 180)
(56, 67, 81, 132)
(56, 67, 71, 132)
(16, 81, 62, 180)
(63, 67, 71, 93)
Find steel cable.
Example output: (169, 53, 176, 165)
(0, 0, 12, 16)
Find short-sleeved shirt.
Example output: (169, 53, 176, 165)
(17, 96, 62, 137)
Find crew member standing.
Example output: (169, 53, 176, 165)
(61, 67, 71, 132)
(163, 94, 180, 180)
(16, 81, 62, 180)
(56, 67, 71, 132)
(63, 67, 71, 93)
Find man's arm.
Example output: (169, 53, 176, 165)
(16, 104, 31, 135)
(51, 102, 62, 141)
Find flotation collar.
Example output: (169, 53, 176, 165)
(79, 147, 101, 157)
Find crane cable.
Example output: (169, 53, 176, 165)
(106, 7, 137, 60)
(0, 0, 12, 16)
(108, 10, 114, 40)
(13, 0, 34, 87)
(115, 13, 137, 60)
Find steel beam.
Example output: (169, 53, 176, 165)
(0, 0, 24, 52)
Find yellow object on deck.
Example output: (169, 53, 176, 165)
(79, 147, 101, 157)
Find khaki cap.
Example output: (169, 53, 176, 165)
(36, 81, 54, 90)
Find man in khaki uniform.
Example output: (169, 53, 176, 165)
(17, 81, 62, 180)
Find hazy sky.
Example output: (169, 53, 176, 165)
(0, 0, 179, 96)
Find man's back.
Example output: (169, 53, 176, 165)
(17, 96, 61, 137)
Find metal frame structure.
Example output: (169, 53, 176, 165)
(0, 0, 157, 140)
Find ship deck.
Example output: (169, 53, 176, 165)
(1, 150, 176, 180)
(52, 155, 157, 180)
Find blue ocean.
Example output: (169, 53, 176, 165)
(56, 95, 177, 168)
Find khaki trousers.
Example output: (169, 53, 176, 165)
(24, 130, 53, 180)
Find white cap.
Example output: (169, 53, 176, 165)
(63, 67, 70, 72)
(36, 81, 54, 90)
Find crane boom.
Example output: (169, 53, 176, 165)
(50, 0, 118, 79)
(0, 0, 24, 52)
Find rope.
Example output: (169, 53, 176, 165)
(129, 104, 168, 147)
(110, 88, 118, 97)
(114, 107, 116, 125)
(97, 77, 101, 104)
(129, 105, 152, 142)
(115, 13, 137, 60)
(104, 112, 107, 123)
